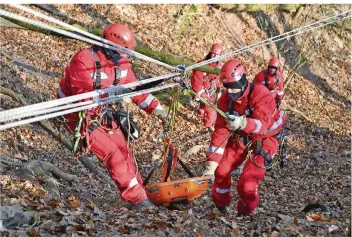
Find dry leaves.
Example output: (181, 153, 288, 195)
(0, 3, 350, 237)
(67, 196, 81, 208)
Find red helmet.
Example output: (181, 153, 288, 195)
(220, 59, 248, 89)
(101, 23, 136, 50)
(210, 43, 223, 55)
(268, 57, 280, 68)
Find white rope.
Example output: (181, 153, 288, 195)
(0, 7, 178, 71)
(0, 83, 179, 131)
(1, 6, 350, 130)
(3, 100, 94, 122)
(185, 10, 351, 71)
(0, 73, 179, 122)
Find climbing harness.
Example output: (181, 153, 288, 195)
(0, 5, 347, 209)
(276, 127, 288, 168)
(263, 71, 280, 89)
(71, 111, 84, 155)
(113, 108, 140, 140)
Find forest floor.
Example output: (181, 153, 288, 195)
(0, 4, 351, 237)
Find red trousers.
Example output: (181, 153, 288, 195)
(199, 103, 217, 128)
(87, 127, 147, 204)
(212, 136, 279, 215)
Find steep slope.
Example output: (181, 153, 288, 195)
(0, 4, 350, 236)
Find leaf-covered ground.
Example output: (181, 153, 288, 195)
(0, 4, 351, 237)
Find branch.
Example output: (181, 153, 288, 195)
(23, 160, 77, 182)
(183, 145, 208, 158)
(283, 104, 313, 123)
(186, 132, 210, 143)
(293, 6, 305, 21)
(0, 17, 24, 29)
(31, 4, 86, 26)
(0, 86, 113, 185)
(1, 13, 219, 75)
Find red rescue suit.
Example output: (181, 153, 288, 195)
(57, 47, 162, 205)
(191, 62, 222, 128)
(253, 69, 284, 102)
(208, 82, 286, 215)
(254, 68, 287, 145)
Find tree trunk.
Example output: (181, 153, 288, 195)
(1, 10, 219, 75)
(32, 4, 87, 26)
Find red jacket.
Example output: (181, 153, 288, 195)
(191, 62, 223, 103)
(253, 69, 284, 100)
(207, 82, 286, 163)
(57, 47, 162, 129)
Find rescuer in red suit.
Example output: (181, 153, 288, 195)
(191, 43, 223, 128)
(203, 59, 286, 215)
(253, 57, 285, 107)
(57, 23, 167, 210)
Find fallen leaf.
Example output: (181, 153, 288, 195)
(195, 231, 204, 236)
(284, 225, 293, 231)
(57, 210, 69, 216)
(87, 200, 94, 210)
(26, 229, 39, 237)
(328, 225, 338, 233)
(331, 220, 338, 225)
(47, 200, 63, 208)
(294, 217, 299, 226)
(118, 226, 125, 233)
(68, 199, 81, 208)
(68, 195, 76, 201)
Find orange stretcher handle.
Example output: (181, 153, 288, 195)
(146, 176, 211, 206)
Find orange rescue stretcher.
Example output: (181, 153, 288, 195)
(143, 140, 211, 206)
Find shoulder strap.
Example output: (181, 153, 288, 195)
(264, 71, 269, 86)
(88, 48, 102, 90)
(248, 82, 255, 99)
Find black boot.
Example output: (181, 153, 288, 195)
(133, 200, 157, 212)
(236, 212, 245, 217)
(216, 205, 227, 214)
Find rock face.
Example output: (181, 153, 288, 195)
(0, 205, 35, 229)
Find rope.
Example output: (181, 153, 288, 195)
(0, 82, 179, 130)
(185, 10, 351, 71)
(0, 6, 349, 131)
(187, 89, 229, 119)
(0, 7, 178, 71)
(148, 87, 180, 185)
(0, 73, 179, 122)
